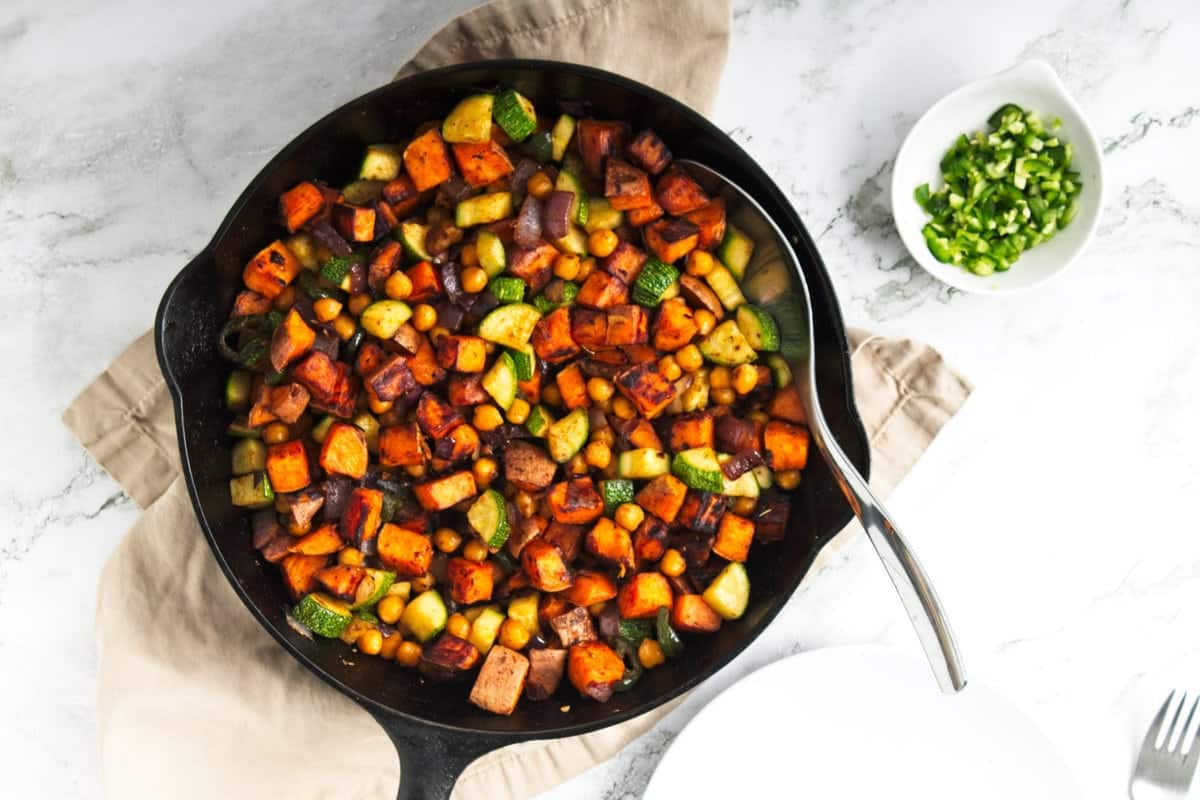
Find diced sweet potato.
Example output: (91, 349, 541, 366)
(568, 641, 625, 702)
(279, 553, 328, 600)
(279, 181, 326, 232)
(678, 491, 727, 535)
(635, 475, 688, 524)
(682, 197, 727, 251)
(669, 411, 714, 451)
(293, 351, 355, 415)
(626, 129, 672, 175)
(531, 307, 581, 364)
(546, 478, 604, 525)
(247, 379, 277, 428)
(415, 392, 464, 438)
(507, 241, 558, 294)
(504, 441, 557, 492)
(403, 128, 453, 191)
(602, 241, 648, 285)
(560, 569, 618, 607)
(419, 634, 481, 681)
(367, 353, 416, 402)
(569, 307, 608, 349)
(448, 557, 495, 605)
(672, 593, 722, 634)
(615, 361, 677, 418)
(539, 593, 571, 626)
(452, 140, 514, 187)
(287, 523, 342, 556)
(644, 218, 699, 264)
(405, 260, 442, 303)
(408, 334, 446, 386)
(354, 341, 386, 378)
(379, 422, 427, 467)
(585, 517, 635, 575)
(713, 512, 755, 562)
(655, 166, 710, 215)
(625, 200, 664, 227)
(266, 440, 311, 493)
(619, 417, 663, 450)
(232, 289, 273, 317)
(340, 487, 384, 550)
(376, 522, 433, 577)
(243, 240, 301, 299)
(555, 363, 589, 410)
(652, 297, 699, 351)
(470, 645, 529, 715)
(576, 271, 629, 310)
(521, 539, 573, 592)
(764, 420, 810, 471)
(526, 647, 567, 701)
(604, 304, 648, 347)
(434, 423, 481, 464)
(617, 572, 673, 620)
(447, 372, 489, 406)
(604, 158, 653, 210)
(768, 384, 807, 424)
(548, 606, 597, 647)
(332, 203, 377, 243)
(576, 120, 629, 178)
(413, 470, 477, 512)
(317, 423, 367, 479)
(315, 564, 366, 601)
(310, 370, 359, 420)
(632, 515, 669, 563)
(542, 521, 584, 562)
(383, 175, 420, 217)
(269, 383, 310, 424)
(367, 239, 403, 292)
(436, 335, 488, 373)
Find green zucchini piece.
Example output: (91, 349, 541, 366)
(455, 192, 513, 228)
(550, 114, 576, 162)
(229, 472, 274, 508)
(703, 562, 750, 620)
(631, 258, 680, 307)
(489, 276, 526, 304)
(699, 319, 756, 366)
(351, 569, 396, 610)
(735, 304, 780, 352)
(360, 300, 413, 340)
(478, 303, 541, 348)
(293, 593, 353, 638)
(340, 179, 385, 205)
(704, 265, 747, 311)
(442, 94, 494, 144)
(468, 488, 511, 548)
(519, 130, 553, 164)
(397, 221, 432, 261)
(231, 438, 267, 476)
(617, 448, 671, 480)
(526, 404, 554, 437)
(670, 447, 724, 492)
(600, 479, 635, 514)
(766, 354, 792, 388)
(547, 408, 590, 463)
(225, 370, 253, 412)
(400, 590, 448, 642)
(310, 415, 335, 444)
(492, 89, 537, 142)
(359, 144, 403, 181)
(468, 606, 506, 655)
(476, 229, 506, 277)
(226, 420, 260, 439)
(583, 198, 624, 233)
(553, 224, 589, 256)
(716, 224, 755, 280)
(554, 168, 589, 226)
(752, 464, 774, 490)
(482, 352, 518, 410)
(507, 345, 536, 381)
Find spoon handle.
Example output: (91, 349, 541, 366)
(809, 409, 968, 693)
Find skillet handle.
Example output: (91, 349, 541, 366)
(368, 708, 504, 800)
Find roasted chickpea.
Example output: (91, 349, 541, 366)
(584, 440, 612, 470)
(587, 601, 608, 617)
(553, 253, 581, 281)
(507, 398, 531, 425)
(747, 410, 770, 425)
(262, 422, 291, 445)
(586, 377, 615, 404)
(499, 618, 531, 651)
(396, 641, 423, 668)
(576, 257, 596, 282)
(568, 452, 589, 475)
(776, 469, 802, 490)
(434, 527, 463, 553)
(638, 638, 666, 669)
(676, 344, 703, 373)
(446, 613, 471, 640)
(473, 457, 498, 488)
(712, 387, 736, 406)
(733, 364, 758, 395)
(527, 171, 554, 199)
(587, 229, 618, 258)
(348, 293, 372, 316)
(412, 303, 438, 332)
(474, 404, 504, 431)
(461, 266, 488, 294)
(338, 547, 365, 567)
(732, 496, 757, 516)
(405, 463, 427, 479)
(357, 629, 383, 656)
(460, 241, 480, 268)
(379, 632, 402, 660)
(411, 573, 436, 593)
(590, 427, 615, 446)
(429, 326, 451, 346)
(313, 297, 343, 323)
(658, 355, 682, 382)
(384, 271, 413, 300)
(541, 384, 563, 407)
(614, 503, 644, 531)
(367, 390, 394, 415)
(693, 309, 717, 336)
(709, 366, 732, 390)
(660, 548, 686, 577)
(515, 490, 539, 518)
(685, 250, 715, 277)
(611, 396, 636, 420)
(332, 313, 358, 341)
(463, 539, 489, 563)
(377, 595, 405, 625)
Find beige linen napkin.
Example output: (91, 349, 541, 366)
(64, 1, 972, 797)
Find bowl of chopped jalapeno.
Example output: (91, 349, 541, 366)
(891, 60, 1104, 294)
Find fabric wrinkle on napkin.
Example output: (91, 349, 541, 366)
(63, 0, 972, 797)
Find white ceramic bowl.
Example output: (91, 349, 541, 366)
(891, 60, 1104, 294)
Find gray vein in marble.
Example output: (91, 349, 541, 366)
(1103, 106, 1199, 154)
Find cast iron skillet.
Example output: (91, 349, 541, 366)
(154, 60, 870, 799)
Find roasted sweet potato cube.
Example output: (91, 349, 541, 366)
(602, 242, 648, 285)
(340, 487, 384, 550)
(644, 218, 700, 264)
(560, 570, 618, 608)
(539, 593, 571, 626)
(678, 491, 727, 535)
(617, 572, 673, 620)
(452, 140, 514, 187)
(288, 523, 342, 556)
(319, 423, 368, 479)
(615, 361, 677, 418)
(470, 645, 530, 715)
(269, 382, 310, 424)
(764, 420, 811, 470)
(585, 517, 635, 575)
(383, 174, 420, 216)
(416, 392, 464, 438)
(713, 512, 755, 562)
(678, 274, 725, 318)
(292, 351, 341, 402)
(419, 634, 481, 681)
(604, 158, 653, 210)
(669, 411, 715, 451)
(576, 120, 629, 178)
(569, 307, 608, 349)
(625, 200, 665, 227)
(413, 470, 477, 512)
(367, 354, 416, 402)
(243, 240, 301, 299)
(627, 129, 672, 175)
(682, 197, 727, 251)
(632, 515, 669, 563)
(354, 341, 387, 378)
(310, 370, 359, 420)
(507, 241, 558, 294)
(526, 647, 567, 701)
(568, 641, 626, 702)
(279, 553, 328, 600)
(604, 304, 648, 347)
(408, 334, 446, 386)
(635, 475, 688, 524)
(546, 478, 604, 525)
(367, 239, 403, 292)
(247, 379, 277, 428)
(576, 271, 629, 310)
(672, 594, 722, 634)
(332, 203, 377, 243)
(405, 260, 442, 303)
(504, 441, 557, 492)
(315, 564, 366, 601)
(447, 372, 489, 406)
(769, 384, 807, 424)
(376, 522, 433, 577)
(531, 307, 581, 364)
(266, 440, 311, 493)
(403, 128, 453, 191)
(555, 363, 589, 410)
(379, 422, 427, 467)
(436, 335, 488, 373)
(542, 521, 584, 562)
(447, 557, 495, 605)
(655, 166, 710, 215)
(521, 538, 573, 592)
(618, 417, 663, 450)
(652, 297, 699, 351)
(279, 181, 326, 232)
(548, 606, 597, 648)
(232, 289, 273, 317)
(433, 423, 481, 463)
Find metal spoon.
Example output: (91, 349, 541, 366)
(679, 159, 967, 693)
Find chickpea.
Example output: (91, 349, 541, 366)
(658, 355, 682, 382)
(540, 384, 562, 407)
(732, 496, 757, 516)
(514, 490, 539, 518)
(405, 463, 427, 479)
(332, 313, 358, 341)
(587, 377, 615, 404)
(461, 266, 489, 294)
(611, 396, 636, 420)
(463, 539, 489, 563)
(434, 527, 463, 554)
(676, 344, 703, 373)
(588, 601, 608, 617)
(377, 595, 405, 625)
(429, 326, 452, 346)
(587, 229, 618, 258)
(733, 364, 758, 395)
(446, 613, 471, 640)
(384, 271, 413, 300)
(776, 469, 802, 490)
(262, 422, 291, 445)
(712, 387, 736, 406)
(638, 638, 666, 669)
(660, 548, 686, 577)
(313, 297, 343, 323)
(347, 293, 372, 316)
(460, 241, 480, 268)
(367, 390, 394, 415)
(527, 171, 554, 199)
(473, 404, 504, 431)
(472, 457, 498, 488)
(499, 618, 532, 651)
(566, 452, 587, 476)
(553, 253, 581, 281)
(748, 410, 770, 425)
(396, 641, 423, 668)
(272, 284, 297, 311)
(685, 250, 715, 277)
(709, 366, 732, 390)
(614, 503, 644, 532)
(584, 440, 612, 470)
(357, 629, 383, 656)
(411, 573, 436, 593)
(693, 309, 717, 336)
(412, 303, 438, 332)
(379, 632, 403, 661)
(590, 427, 615, 446)
(507, 398, 531, 425)
(576, 257, 596, 282)
(338, 547, 365, 567)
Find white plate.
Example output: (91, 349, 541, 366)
(891, 60, 1104, 294)
(644, 646, 1082, 799)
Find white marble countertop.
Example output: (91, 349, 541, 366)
(3, 0, 1198, 797)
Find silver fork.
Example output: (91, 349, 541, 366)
(1131, 690, 1200, 798)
